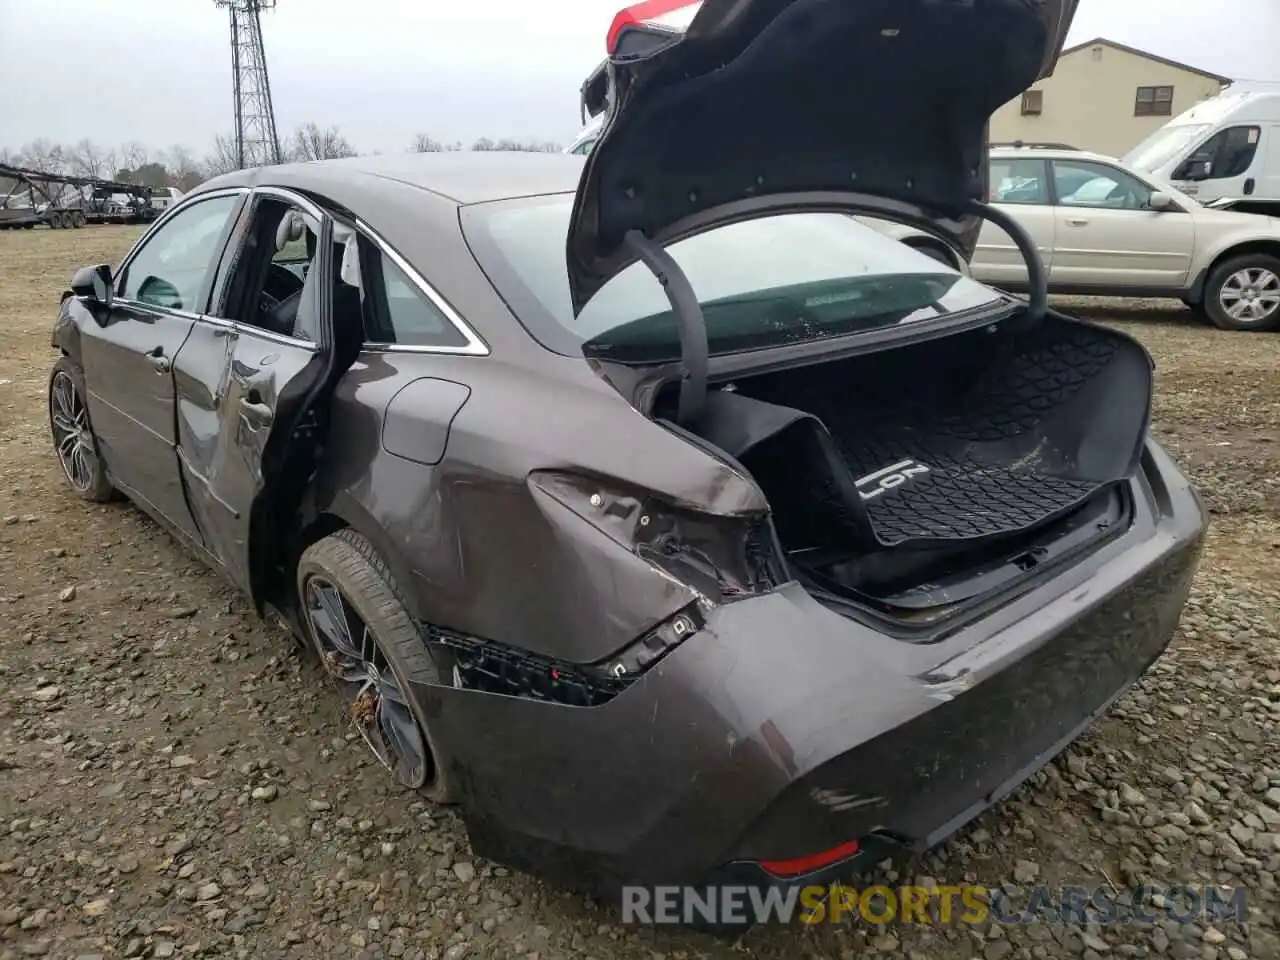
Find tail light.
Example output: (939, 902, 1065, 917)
(759, 839, 862, 879)
(528, 470, 781, 603)
(606, 0, 704, 54)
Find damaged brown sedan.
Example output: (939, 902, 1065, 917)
(48, 0, 1205, 920)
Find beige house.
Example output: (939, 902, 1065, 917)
(989, 38, 1231, 158)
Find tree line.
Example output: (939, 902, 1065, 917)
(0, 124, 566, 193)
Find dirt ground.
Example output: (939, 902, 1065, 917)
(1, 225, 1278, 960)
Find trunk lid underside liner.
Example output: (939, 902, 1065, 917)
(695, 314, 1154, 550)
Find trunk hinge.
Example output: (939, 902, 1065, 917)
(623, 228, 709, 428)
(967, 200, 1047, 328)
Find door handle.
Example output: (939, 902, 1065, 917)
(147, 346, 170, 374)
(239, 398, 273, 423)
(1066, 217, 1090, 226)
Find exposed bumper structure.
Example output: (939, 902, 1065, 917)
(410, 439, 1205, 899)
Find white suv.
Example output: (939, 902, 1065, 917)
(974, 145, 1280, 331)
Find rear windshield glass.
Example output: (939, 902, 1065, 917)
(460, 196, 1004, 360)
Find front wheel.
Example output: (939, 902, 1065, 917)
(297, 529, 460, 804)
(48, 357, 116, 502)
(1202, 254, 1280, 331)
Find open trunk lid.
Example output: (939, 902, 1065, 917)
(567, 0, 1079, 315)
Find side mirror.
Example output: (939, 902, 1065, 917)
(1149, 192, 1177, 212)
(70, 264, 114, 307)
(136, 275, 182, 310)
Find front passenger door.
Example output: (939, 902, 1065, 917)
(1172, 124, 1264, 201)
(80, 191, 243, 543)
(1048, 158, 1195, 290)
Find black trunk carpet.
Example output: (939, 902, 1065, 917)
(694, 313, 1153, 551)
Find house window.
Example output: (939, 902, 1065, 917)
(1021, 90, 1044, 116)
(1135, 85, 1174, 117)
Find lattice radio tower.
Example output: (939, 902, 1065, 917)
(214, 0, 282, 168)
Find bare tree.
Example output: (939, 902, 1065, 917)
(166, 145, 204, 190)
(17, 139, 66, 173)
(120, 141, 149, 172)
(290, 123, 357, 162)
(471, 137, 564, 154)
(409, 135, 463, 153)
(202, 134, 241, 178)
(67, 139, 115, 179)
(0, 147, 15, 194)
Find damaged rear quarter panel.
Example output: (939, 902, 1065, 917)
(312, 347, 766, 665)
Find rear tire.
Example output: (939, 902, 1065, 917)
(297, 529, 460, 805)
(72, 211, 86, 228)
(1202, 253, 1280, 331)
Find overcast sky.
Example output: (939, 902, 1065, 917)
(2, 0, 1278, 158)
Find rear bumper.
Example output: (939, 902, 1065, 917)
(412, 440, 1205, 898)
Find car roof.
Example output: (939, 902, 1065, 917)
(989, 146, 1121, 164)
(201, 151, 587, 205)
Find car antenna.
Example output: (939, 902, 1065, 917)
(623, 229, 709, 429)
(966, 200, 1047, 326)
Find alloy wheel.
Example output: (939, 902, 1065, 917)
(303, 575, 431, 789)
(49, 372, 98, 493)
(1219, 267, 1280, 326)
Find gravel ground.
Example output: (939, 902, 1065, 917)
(1, 227, 1278, 960)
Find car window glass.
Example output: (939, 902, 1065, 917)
(461, 201, 1004, 360)
(364, 247, 467, 348)
(1052, 160, 1153, 210)
(118, 195, 239, 312)
(1193, 126, 1262, 180)
(988, 158, 1048, 204)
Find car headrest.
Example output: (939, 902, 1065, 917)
(275, 211, 305, 252)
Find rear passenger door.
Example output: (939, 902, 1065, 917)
(971, 156, 1056, 289)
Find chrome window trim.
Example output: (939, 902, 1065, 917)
(359, 343, 477, 356)
(353, 217, 490, 356)
(110, 300, 319, 352)
(110, 299, 207, 323)
(196, 314, 320, 352)
(249, 184, 329, 223)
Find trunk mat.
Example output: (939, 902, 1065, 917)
(695, 314, 1153, 550)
